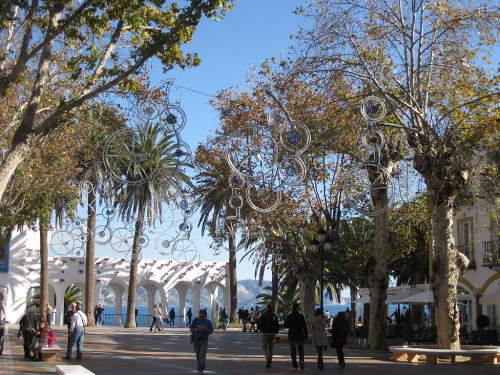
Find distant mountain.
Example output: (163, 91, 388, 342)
(237, 279, 271, 306)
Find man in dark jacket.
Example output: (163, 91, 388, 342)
(284, 303, 308, 370)
(257, 304, 280, 368)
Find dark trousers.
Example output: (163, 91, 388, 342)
(22, 329, 31, 358)
(315, 345, 324, 369)
(149, 316, 156, 331)
(335, 337, 347, 365)
(0, 323, 4, 354)
(289, 339, 305, 368)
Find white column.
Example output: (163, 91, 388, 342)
(193, 287, 201, 315)
(114, 286, 124, 326)
(209, 284, 218, 323)
(56, 283, 66, 325)
(177, 285, 188, 328)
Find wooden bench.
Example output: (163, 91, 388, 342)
(389, 345, 500, 364)
(41, 343, 63, 363)
(55, 365, 95, 375)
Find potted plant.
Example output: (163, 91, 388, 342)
(476, 314, 490, 330)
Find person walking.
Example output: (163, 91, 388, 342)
(221, 307, 229, 330)
(190, 309, 214, 375)
(0, 301, 5, 355)
(19, 309, 37, 359)
(154, 303, 166, 333)
(330, 311, 350, 369)
(257, 304, 280, 368)
(63, 303, 87, 360)
(186, 308, 193, 327)
(96, 304, 104, 326)
(150, 304, 158, 332)
(64, 303, 76, 354)
(284, 303, 308, 370)
(252, 306, 261, 332)
(311, 308, 329, 370)
(169, 308, 176, 327)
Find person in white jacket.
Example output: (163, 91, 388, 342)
(311, 308, 329, 370)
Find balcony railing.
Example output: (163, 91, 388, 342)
(456, 244, 475, 269)
(482, 241, 500, 267)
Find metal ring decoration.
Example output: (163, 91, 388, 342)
(109, 227, 134, 253)
(48, 80, 196, 263)
(278, 156, 307, 186)
(103, 127, 161, 186)
(72, 247, 85, 257)
(279, 120, 311, 155)
(137, 99, 163, 122)
(360, 96, 386, 122)
(162, 105, 187, 132)
(94, 225, 113, 245)
(101, 206, 116, 220)
(228, 194, 244, 210)
(171, 238, 197, 263)
(50, 230, 76, 255)
(225, 123, 278, 180)
(178, 219, 192, 234)
(177, 194, 195, 217)
(229, 174, 245, 190)
(361, 127, 386, 152)
(246, 183, 282, 213)
(343, 162, 395, 216)
(155, 233, 178, 255)
(172, 140, 192, 164)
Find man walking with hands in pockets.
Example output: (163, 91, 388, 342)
(190, 309, 214, 375)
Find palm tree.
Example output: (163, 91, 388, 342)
(192, 146, 239, 320)
(109, 122, 192, 328)
(28, 284, 82, 312)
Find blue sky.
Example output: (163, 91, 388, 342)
(145, 0, 309, 280)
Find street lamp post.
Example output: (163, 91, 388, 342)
(310, 228, 333, 311)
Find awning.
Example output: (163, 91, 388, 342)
(394, 290, 434, 304)
(386, 288, 423, 304)
(480, 290, 500, 305)
(353, 295, 370, 304)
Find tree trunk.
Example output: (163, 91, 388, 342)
(85, 189, 97, 326)
(229, 234, 237, 322)
(0, 138, 33, 202)
(367, 164, 392, 350)
(430, 199, 468, 349)
(271, 258, 280, 314)
(39, 226, 49, 318)
(298, 271, 316, 332)
(367, 214, 389, 350)
(350, 285, 358, 332)
(124, 208, 145, 328)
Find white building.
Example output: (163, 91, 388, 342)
(0, 227, 230, 326)
(455, 190, 500, 333)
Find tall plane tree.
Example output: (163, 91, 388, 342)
(297, 0, 500, 349)
(0, 0, 233, 203)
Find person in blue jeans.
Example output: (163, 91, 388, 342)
(221, 307, 229, 330)
(190, 309, 214, 375)
(63, 303, 87, 360)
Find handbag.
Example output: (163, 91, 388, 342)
(190, 332, 194, 344)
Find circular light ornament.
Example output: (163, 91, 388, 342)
(360, 96, 386, 122)
(343, 162, 395, 216)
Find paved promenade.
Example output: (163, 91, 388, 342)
(1, 323, 498, 375)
